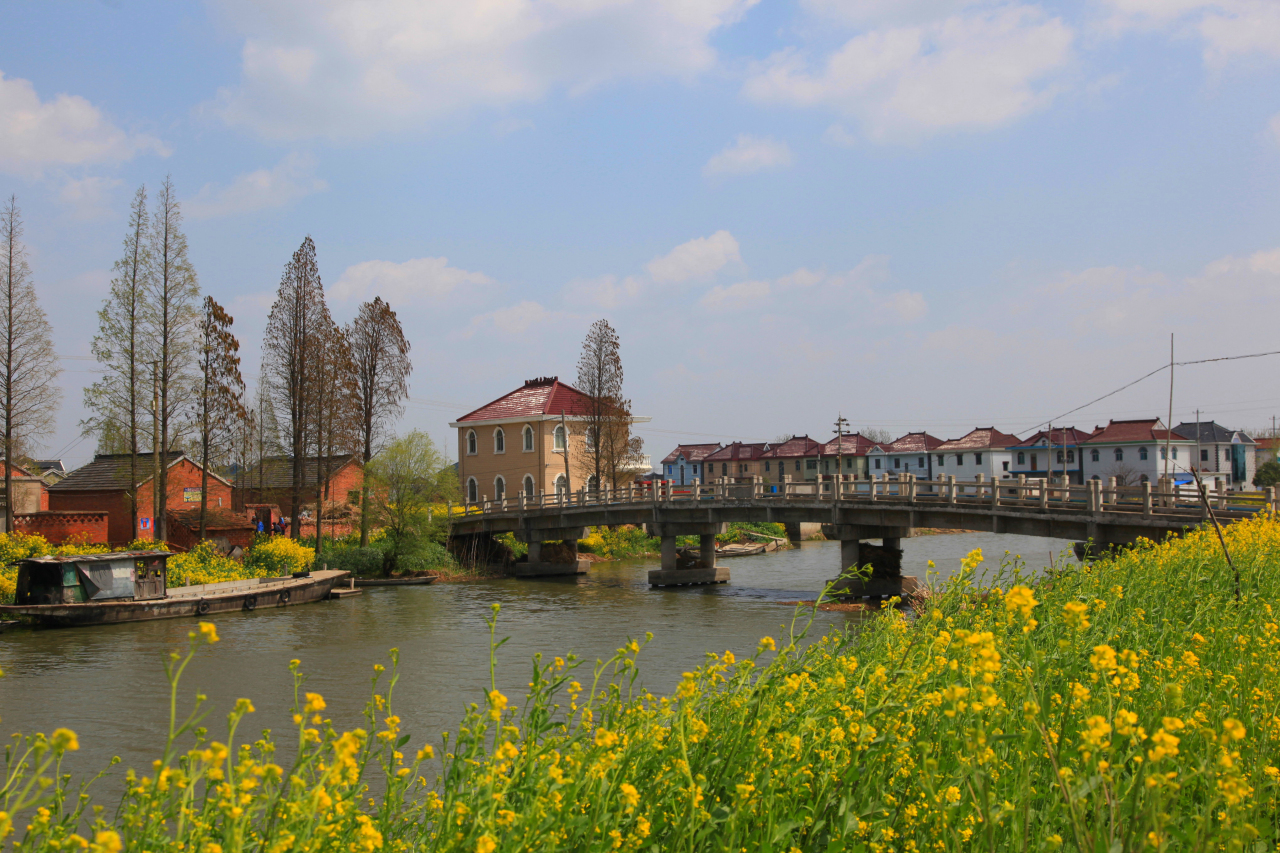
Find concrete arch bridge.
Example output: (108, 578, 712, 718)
(449, 475, 1274, 597)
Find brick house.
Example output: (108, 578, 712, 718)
(3, 461, 49, 514)
(703, 442, 772, 481)
(48, 452, 234, 545)
(236, 455, 364, 518)
(167, 507, 257, 552)
(451, 376, 651, 503)
(760, 435, 823, 482)
(659, 444, 722, 486)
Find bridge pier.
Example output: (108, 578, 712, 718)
(648, 523, 730, 587)
(510, 527, 590, 578)
(826, 525, 919, 600)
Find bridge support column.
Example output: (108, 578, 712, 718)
(661, 536, 678, 571)
(510, 527, 590, 578)
(826, 525, 916, 601)
(699, 534, 716, 569)
(648, 523, 730, 587)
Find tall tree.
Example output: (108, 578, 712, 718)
(144, 176, 200, 542)
(0, 196, 60, 531)
(192, 297, 246, 538)
(83, 185, 151, 535)
(574, 319, 640, 490)
(263, 236, 326, 538)
(310, 315, 359, 555)
(346, 297, 411, 546)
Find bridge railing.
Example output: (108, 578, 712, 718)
(461, 474, 1279, 521)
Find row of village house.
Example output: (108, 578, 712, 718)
(4, 453, 364, 549)
(661, 419, 1263, 492)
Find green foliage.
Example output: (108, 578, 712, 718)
(717, 521, 786, 544)
(167, 541, 264, 587)
(495, 532, 528, 560)
(393, 540, 457, 575)
(243, 536, 316, 576)
(1253, 460, 1280, 488)
(321, 546, 387, 577)
(366, 432, 458, 574)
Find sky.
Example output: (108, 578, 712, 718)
(3, 0, 1280, 469)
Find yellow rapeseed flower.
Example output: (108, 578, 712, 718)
(759, 636, 776, 651)
(90, 830, 122, 853)
(1062, 601, 1090, 630)
(476, 835, 497, 853)
(1005, 585, 1038, 618)
(199, 622, 219, 644)
(304, 692, 326, 713)
(1223, 718, 1246, 742)
(620, 782, 640, 807)
(52, 727, 79, 752)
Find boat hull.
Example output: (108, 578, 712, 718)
(0, 570, 349, 628)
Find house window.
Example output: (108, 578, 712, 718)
(1017, 452, 1025, 465)
(554, 474, 567, 495)
(587, 475, 599, 492)
(846, 457, 853, 468)
(938, 455, 945, 467)
(974, 453, 983, 465)
(1200, 449, 1208, 462)
(893, 458, 901, 469)
(1031, 453, 1038, 470)
(554, 424, 566, 451)
(1114, 448, 1123, 462)
(1139, 447, 1148, 461)
(794, 460, 801, 471)
(1056, 451, 1064, 464)
(585, 427, 597, 451)
(523, 425, 534, 452)
(875, 459, 882, 470)
(666, 464, 673, 476)
(494, 428, 505, 454)
(1090, 449, 1099, 462)
(1160, 447, 1167, 460)
(523, 475, 535, 497)
(740, 464, 747, 473)
(918, 457, 925, 468)
(466, 430, 477, 455)
(1172, 447, 1178, 460)
(1002, 461, 1009, 471)
(494, 476, 505, 501)
(1067, 450, 1075, 463)
(765, 461, 771, 472)
(723, 463, 729, 475)
(955, 454, 964, 465)
(806, 459, 817, 470)
(466, 477, 478, 503)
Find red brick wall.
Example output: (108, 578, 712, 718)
(48, 490, 132, 545)
(15, 511, 109, 545)
(235, 461, 364, 517)
(167, 518, 256, 552)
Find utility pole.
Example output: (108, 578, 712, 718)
(1164, 334, 1174, 483)
(1195, 408, 1201, 476)
(833, 413, 849, 496)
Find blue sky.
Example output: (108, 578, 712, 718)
(4, 0, 1280, 466)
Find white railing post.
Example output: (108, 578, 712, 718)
(1142, 481, 1152, 517)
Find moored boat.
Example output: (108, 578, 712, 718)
(0, 550, 349, 628)
(353, 576, 438, 587)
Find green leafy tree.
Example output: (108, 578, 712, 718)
(1253, 460, 1280, 489)
(365, 430, 458, 575)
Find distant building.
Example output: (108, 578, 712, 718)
(933, 427, 1020, 481)
(1081, 419, 1196, 485)
(1008, 427, 1094, 484)
(33, 459, 67, 487)
(237, 455, 364, 517)
(660, 444, 722, 485)
(1172, 421, 1256, 490)
(760, 435, 823, 481)
(704, 442, 771, 481)
(819, 433, 879, 481)
(874, 432, 944, 478)
(451, 376, 651, 502)
(2, 461, 49, 514)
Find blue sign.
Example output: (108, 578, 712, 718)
(140, 517, 152, 530)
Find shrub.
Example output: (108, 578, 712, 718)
(321, 546, 386, 577)
(243, 537, 315, 576)
(167, 541, 265, 587)
(394, 541, 456, 575)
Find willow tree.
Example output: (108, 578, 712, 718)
(83, 185, 150, 535)
(346, 297, 411, 546)
(145, 176, 200, 541)
(263, 236, 326, 538)
(575, 319, 642, 490)
(192, 297, 246, 538)
(0, 197, 60, 530)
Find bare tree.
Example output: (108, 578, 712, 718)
(144, 176, 200, 541)
(0, 197, 60, 531)
(575, 319, 640, 491)
(346, 297, 411, 546)
(263, 236, 326, 538)
(192, 297, 246, 538)
(860, 427, 895, 445)
(310, 317, 359, 555)
(83, 185, 151, 535)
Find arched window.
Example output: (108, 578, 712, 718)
(586, 475, 599, 493)
(494, 428, 505, 454)
(494, 476, 505, 501)
(466, 477, 478, 503)
(1090, 449, 1100, 462)
(554, 424, 566, 451)
(1017, 452, 1025, 465)
(1114, 448, 1123, 461)
(1138, 447, 1148, 461)
(1160, 447, 1167, 460)
(523, 475, 535, 497)
(1056, 451, 1064, 463)
(523, 425, 534, 452)
(1172, 447, 1178, 460)
(466, 430, 478, 455)
(554, 474, 568, 495)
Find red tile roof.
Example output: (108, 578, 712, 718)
(456, 376, 594, 423)
(820, 434, 881, 456)
(660, 443, 723, 464)
(935, 427, 1020, 452)
(704, 442, 770, 462)
(1083, 419, 1183, 444)
(1009, 427, 1094, 448)
(882, 432, 944, 453)
(761, 435, 822, 458)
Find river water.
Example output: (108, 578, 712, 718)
(0, 532, 1076, 786)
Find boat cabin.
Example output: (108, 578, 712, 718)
(14, 551, 171, 605)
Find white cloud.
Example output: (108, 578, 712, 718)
(57, 175, 123, 220)
(699, 279, 771, 310)
(743, 4, 1073, 142)
(0, 72, 166, 175)
(646, 230, 742, 284)
(463, 300, 568, 337)
(703, 134, 793, 176)
(562, 274, 644, 309)
(208, 0, 759, 140)
(331, 255, 493, 303)
(185, 151, 328, 219)
(1098, 0, 1280, 68)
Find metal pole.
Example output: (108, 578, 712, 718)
(1164, 333, 1173, 482)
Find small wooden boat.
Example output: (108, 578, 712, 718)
(353, 576, 438, 587)
(715, 543, 767, 558)
(0, 550, 349, 628)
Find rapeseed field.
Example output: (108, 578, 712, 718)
(4, 514, 1280, 851)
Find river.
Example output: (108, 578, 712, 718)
(0, 531, 1076, 787)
